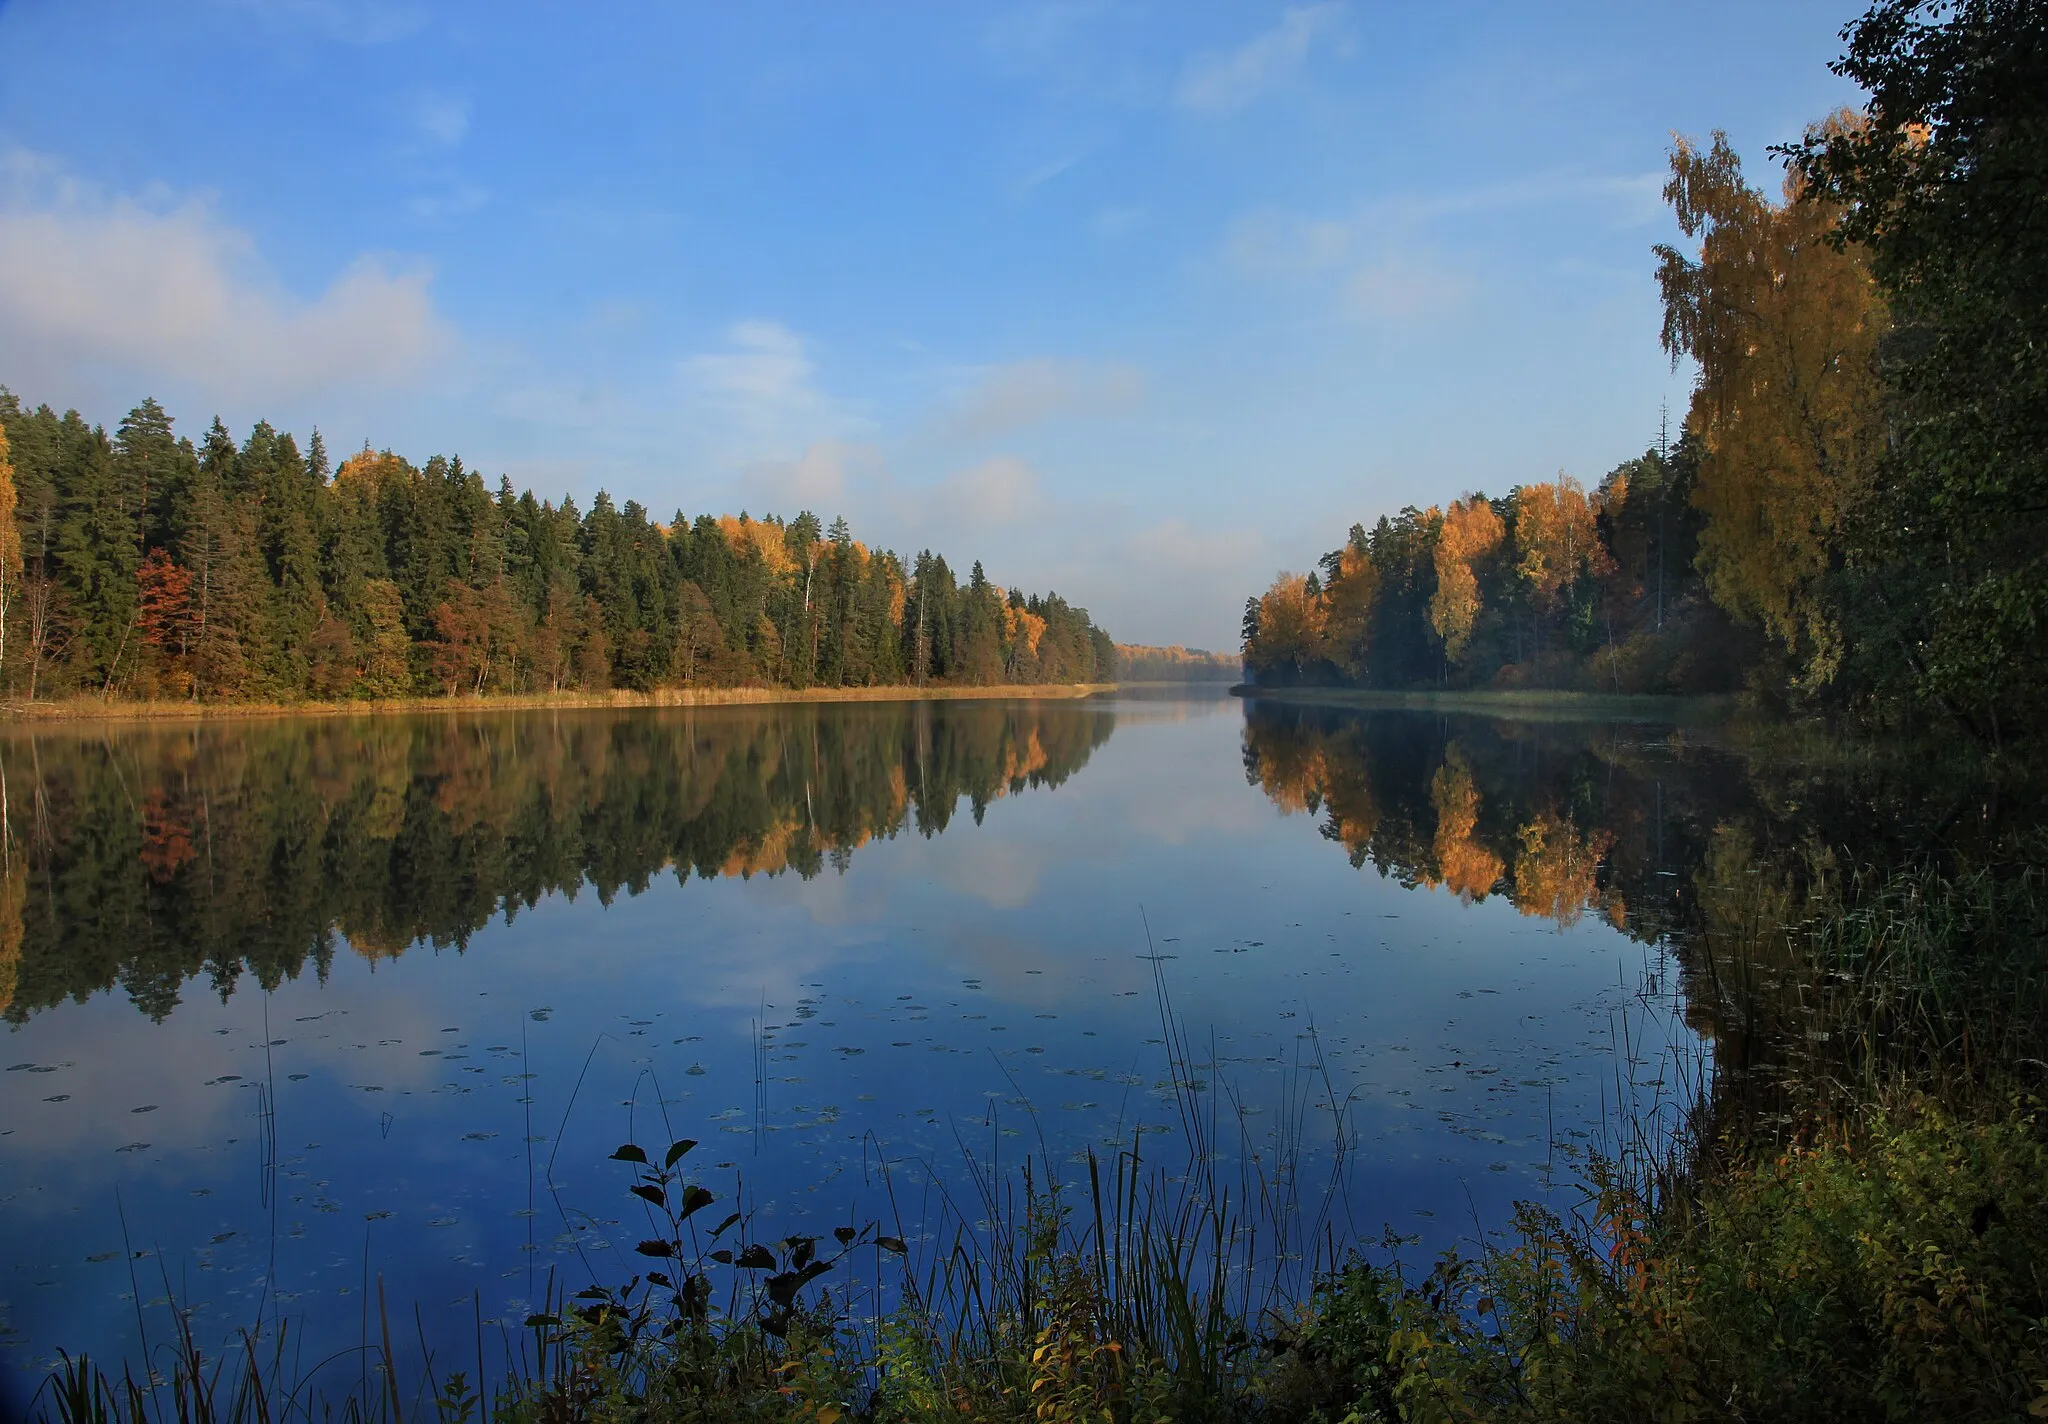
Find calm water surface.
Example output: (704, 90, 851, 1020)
(1, 692, 1723, 1405)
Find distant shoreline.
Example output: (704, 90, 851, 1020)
(1229, 684, 1738, 723)
(0, 683, 1117, 727)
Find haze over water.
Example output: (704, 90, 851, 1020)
(0, 692, 1717, 1408)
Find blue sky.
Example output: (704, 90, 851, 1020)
(0, 0, 1863, 647)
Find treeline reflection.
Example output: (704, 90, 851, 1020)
(0, 702, 1113, 1021)
(1239, 698, 2010, 1100)
(1242, 702, 1704, 938)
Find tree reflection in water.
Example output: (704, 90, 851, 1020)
(0, 701, 1113, 1023)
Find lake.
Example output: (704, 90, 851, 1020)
(0, 690, 1760, 1407)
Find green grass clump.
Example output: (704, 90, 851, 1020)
(1263, 1098, 2048, 1423)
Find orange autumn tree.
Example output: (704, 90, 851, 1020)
(1513, 476, 1613, 613)
(1655, 118, 1886, 687)
(136, 548, 196, 696)
(1003, 596, 1048, 679)
(1319, 538, 1381, 680)
(1245, 572, 1327, 684)
(1429, 496, 1505, 664)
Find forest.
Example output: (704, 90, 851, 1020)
(1242, 7, 2046, 747)
(0, 393, 1116, 704)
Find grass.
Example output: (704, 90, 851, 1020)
(0, 683, 1115, 726)
(1262, 835, 2048, 1424)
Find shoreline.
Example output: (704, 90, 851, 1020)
(1229, 683, 1739, 723)
(0, 682, 1117, 727)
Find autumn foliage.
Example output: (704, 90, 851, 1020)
(1242, 469, 1687, 692)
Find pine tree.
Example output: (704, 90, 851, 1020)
(53, 416, 139, 694)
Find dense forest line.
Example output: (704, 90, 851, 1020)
(1244, 9, 2046, 745)
(0, 700, 1113, 1021)
(0, 392, 1115, 705)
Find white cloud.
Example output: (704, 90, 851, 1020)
(1176, 4, 1344, 115)
(1223, 209, 1473, 327)
(0, 149, 453, 404)
(944, 358, 1143, 440)
(580, 298, 650, 338)
(1012, 145, 1096, 199)
(1089, 204, 1145, 237)
(741, 439, 882, 512)
(411, 91, 471, 149)
(933, 456, 1042, 529)
(1344, 255, 1473, 325)
(223, 0, 428, 44)
(681, 321, 845, 452)
(1225, 211, 1355, 276)
(409, 182, 489, 221)
(1128, 516, 1267, 576)
(1222, 166, 1665, 313)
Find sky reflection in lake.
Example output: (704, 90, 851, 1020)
(0, 693, 1703, 1405)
